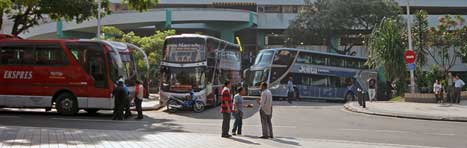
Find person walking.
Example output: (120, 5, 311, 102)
(257, 82, 273, 139)
(220, 80, 233, 138)
(433, 80, 443, 103)
(133, 80, 144, 120)
(232, 87, 249, 136)
(447, 72, 454, 103)
(368, 78, 376, 102)
(112, 80, 126, 120)
(287, 77, 295, 104)
(454, 75, 465, 104)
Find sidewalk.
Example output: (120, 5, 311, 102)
(0, 125, 437, 148)
(131, 94, 162, 111)
(344, 101, 467, 121)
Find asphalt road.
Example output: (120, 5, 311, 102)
(1, 100, 467, 148)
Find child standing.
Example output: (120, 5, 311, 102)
(232, 87, 249, 135)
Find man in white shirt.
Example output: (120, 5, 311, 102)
(133, 80, 145, 120)
(257, 82, 273, 139)
(454, 75, 465, 104)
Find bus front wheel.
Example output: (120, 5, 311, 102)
(56, 93, 79, 115)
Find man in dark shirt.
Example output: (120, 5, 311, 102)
(112, 80, 126, 120)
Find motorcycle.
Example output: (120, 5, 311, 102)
(167, 91, 205, 113)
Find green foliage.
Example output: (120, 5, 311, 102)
(122, 0, 158, 12)
(367, 18, 407, 95)
(285, 0, 400, 55)
(427, 15, 467, 74)
(412, 10, 430, 67)
(2, 0, 158, 35)
(101, 26, 175, 81)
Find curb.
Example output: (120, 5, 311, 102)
(343, 102, 467, 122)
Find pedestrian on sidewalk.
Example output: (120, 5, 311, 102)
(433, 80, 443, 103)
(368, 78, 376, 102)
(112, 80, 126, 120)
(454, 75, 465, 104)
(447, 72, 454, 103)
(287, 77, 295, 104)
(232, 87, 252, 136)
(257, 82, 273, 139)
(133, 80, 144, 120)
(220, 80, 233, 138)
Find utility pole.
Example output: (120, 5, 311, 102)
(96, 0, 102, 40)
(406, 0, 416, 93)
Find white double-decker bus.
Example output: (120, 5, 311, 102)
(159, 34, 241, 107)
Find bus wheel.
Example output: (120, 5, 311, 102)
(56, 93, 78, 115)
(84, 109, 99, 114)
(345, 93, 355, 102)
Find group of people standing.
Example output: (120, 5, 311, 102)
(113, 78, 145, 120)
(220, 80, 274, 139)
(433, 73, 465, 104)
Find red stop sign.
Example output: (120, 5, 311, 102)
(404, 50, 416, 64)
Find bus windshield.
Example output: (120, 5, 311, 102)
(250, 69, 269, 87)
(254, 50, 274, 66)
(160, 66, 206, 92)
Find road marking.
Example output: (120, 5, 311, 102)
(51, 118, 149, 123)
(339, 128, 457, 137)
(0, 115, 21, 118)
(339, 128, 410, 134)
(161, 122, 297, 128)
(425, 133, 456, 136)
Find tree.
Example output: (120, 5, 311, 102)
(367, 18, 407, 95)
(412, 10, 430, 68)
(1, 0, 158, 36)
(101, 26, 175, 82)
(427, 15, 467, 80)
(0, 0, 11, 31)
(285, 0, 400, 55)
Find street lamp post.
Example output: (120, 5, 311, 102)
(406, 0, 416, 93)
(96, 0, 101, 40)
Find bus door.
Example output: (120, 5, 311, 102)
(67, 42, 112, 108)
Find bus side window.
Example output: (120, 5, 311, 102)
(35, 44, 67, 66)
(0, 45, 34, 65)
(66, 42, 107, 88)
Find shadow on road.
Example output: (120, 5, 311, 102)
(228, 137, 261, 145)
(0, 109, 186, 133)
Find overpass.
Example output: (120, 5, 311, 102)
(22, 8, 257, 42)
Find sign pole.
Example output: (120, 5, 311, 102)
(406, 0, 415, 93)
(96, 0, 101, 40)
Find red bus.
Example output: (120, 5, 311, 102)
(0, 39, 141, 115)
(0, 34, 22, 40)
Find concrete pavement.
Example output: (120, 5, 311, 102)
(345, 101, 467, 121)
(0, 125, 438, 148)
(2, 101, 467, 147)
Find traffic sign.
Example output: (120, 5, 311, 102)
(407, 63, 416, 71)
(404, 50, 416, 64)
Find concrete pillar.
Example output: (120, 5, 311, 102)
(220, 30, 235, 43)
(256, 31, 265, 50)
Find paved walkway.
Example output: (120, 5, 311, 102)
(345, 101, 467, 121)
(0, 125, 438, 148)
